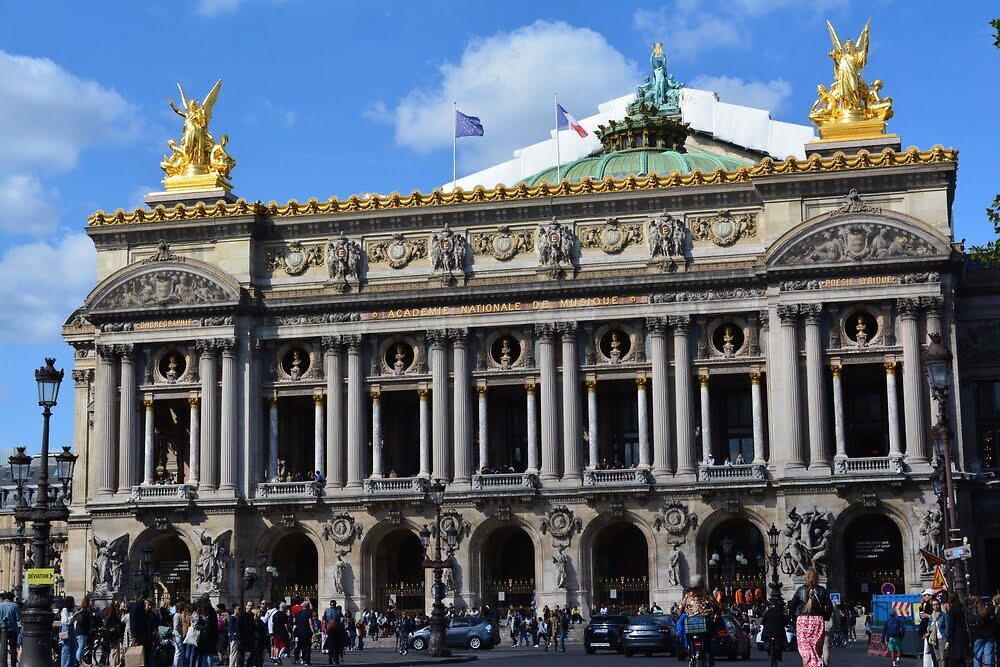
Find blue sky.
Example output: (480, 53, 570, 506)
(0, 0, 997, 452)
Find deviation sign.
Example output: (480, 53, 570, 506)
(943, 545, 971, 560)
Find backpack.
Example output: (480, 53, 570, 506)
(964, 608, 981, 637)
(887, 615, 905, 639)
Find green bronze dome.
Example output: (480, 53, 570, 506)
(520, 149, 753, 187)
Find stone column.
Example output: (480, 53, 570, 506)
(428, 330, 450, 481)
(314, 393, 325, 475)
(925, 297, 943, 336)
(188, 395, 200, 487)
(777, 306, 805, 470)
(219, 339, 238, 492)
(670, 316, 695, 476)
(898, 298, 929, 465)
(117, 344, 137, 493)
(699, 371, 712, 464)
(345, 336, 366, 489)
(94, 345, 118, 495)
(267, 395, 278, 481)
(560, 323, 582, 483)
(477, 385, 488, 471)
(70, 369, 93, 505)
(637, 376, 651, 469)
(803, 305, 829, 472)
(197, 341, 219, 491)
(648, 317, 672, 477)
(536, 324, 560, 482)
(323, 336, 344, 486)
(143, 396, 155, 485)
(371, 389, 382, 478)
(586, 379, 598, 469)
(885, 360, 902, 458)
(750, 370, 765, 465)
(526, 379, 539, 474)
(452, 329, 472, 485)
(418, 387, 431, 477)
(830, 364, 846, 462)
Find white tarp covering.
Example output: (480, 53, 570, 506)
(447, 89, 815, 191)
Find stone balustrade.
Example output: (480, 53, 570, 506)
(584, 468, 654, 486)
(363, 476, 429, 495)
(256, 481, 323, 498)
(834, 456, 906, 475)
(129, 484, 195, 502)
(471, 472, 539, 491)
(697, 463, 768, 482)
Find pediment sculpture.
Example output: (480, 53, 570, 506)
(778, 223, 937, 264)
(94, 268, 232, 311)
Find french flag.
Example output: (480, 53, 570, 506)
(557, 103, 588, 138)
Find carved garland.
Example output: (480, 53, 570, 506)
(471, 226, 534, 261)
(266, 241, 324, 276)
(367, 234, 428, 269)
(581, 218, 643, 254)
(689, 210, 758, 246)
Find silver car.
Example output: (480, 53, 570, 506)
(408, 617, 498, 650)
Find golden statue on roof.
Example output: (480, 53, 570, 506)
(809, 19, 893, 140)
(160, 79, 235, 191)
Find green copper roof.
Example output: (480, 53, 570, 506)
(520, 149, 753, 187)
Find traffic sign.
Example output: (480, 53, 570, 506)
(26, 568, 55, 586)
(881, 582, 895, 595)
(932, 566, 946, 590)
(944, 545, 971, 560)
(830, 593, 842, 605)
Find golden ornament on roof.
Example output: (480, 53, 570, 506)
(160, 79, 235, 191)
(810, 19, 894, 140)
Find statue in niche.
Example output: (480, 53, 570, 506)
(499, 338, 512, 370)
(393, 345, 406, 375)
(855, 315, 869, 347)
(723, 326, 735, 358)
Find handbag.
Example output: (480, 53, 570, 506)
(184, 624, 201, 646)
(59, 624, 70, 641)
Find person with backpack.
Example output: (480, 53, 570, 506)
(945, 594, 971, 667)
(883, 607, 908, 667)
(789, 568, 832, 667)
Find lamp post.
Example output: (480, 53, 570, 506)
(923, 333, 967, 599)
(421, 480, 451, 657)
(9, 358, 77, 667)
(767, 524, 783, 605)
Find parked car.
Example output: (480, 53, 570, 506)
(677, 614, 752, 661)
(408, 617, 498, 650)
(622, 614, 677, 657)
(755, 625, 797, 652)
(584, 614, 629, 654)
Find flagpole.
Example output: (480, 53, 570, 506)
(554, 93, 561, 183)
(452, 101, 458, 192)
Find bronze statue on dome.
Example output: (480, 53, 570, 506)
(629, 42, 683, 116)
(160, 78, 235, 190)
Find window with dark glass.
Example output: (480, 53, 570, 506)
(974, 380, 1000, 469)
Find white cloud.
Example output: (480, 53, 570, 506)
(690, 75, 793, 114)
(195, 0, 244, 16)
(0, 51, 139, 174)
(633, 7, 743, 60)
(0, 233, 96, 343)
(0, 174, 59, 235)
(385, 21, 639, 170)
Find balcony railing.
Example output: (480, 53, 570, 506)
(128, 484, 195, 502)
(834, 456, 905, 475)
(584, 468, 654, 486)
(471, 472, 539, 491)
(256, 481, 324, 498)
(364, 476, 428, 495)
(698, 464, 768, 482)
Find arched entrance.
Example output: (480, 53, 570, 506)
(706, 519, 766, 604)
(271, 532, 318, 604)
(480, 526, 535, 610)
(844, 514, 903, 608)
(149, 534, 190, 604)
(374, 529, 424, 614)
(593, 522, 649, 613)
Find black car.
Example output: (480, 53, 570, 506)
(622, 614, 677, 657)
(584, 614, 629, 654)
(408, 616, 499, 650)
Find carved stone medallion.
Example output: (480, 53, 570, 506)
(267, 241, 324, 276)
(540, 505, 583, 548)
(582, 218, 642, 254)
(472, 226, 533, 261)
(322, 513, 364, 555)
(368, 234, 428, 269)
(652, 502, 699, 537)
(690, 210, 757, 247)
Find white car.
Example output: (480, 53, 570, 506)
(755, 627, 797, 652)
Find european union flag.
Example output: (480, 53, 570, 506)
(455, 110, 484, 138)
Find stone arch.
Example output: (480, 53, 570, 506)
(578, 511, 656, 612)
(359, 519, 425, 613)
(129, 527, 197, 603)
(695, 507, 770, 585)
(84, 256, 241, 316)
(467, 514, 543, 610)
(764, 209, 952, 268)
(257, 523, 326, 604)
(829, 501, 913, 603)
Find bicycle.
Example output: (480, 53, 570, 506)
(683, 615, 709, 667)
(830, 629, 855, 648)
(766, 636, 782, 667)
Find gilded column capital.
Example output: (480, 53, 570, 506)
(313, 393, 325, 406)
(884, 360, 898, 374)
(370, 389, 381, 403)
(524, 378, 537, 395)
(635, 375, 647, 390)
(830, 363, 843, 378)
(897, 297, 921, 318)
(586, 379, 597, 392)
(189, 395, 201, 408)
(645, 316, 669, 334)
(417, 387, 429, 400)
(475, 385, 488, 398)
(667, 315, 690, 333)
(143, 396, 154, 411)
(749, 369, 762, 384)
(776, 304, 800, 324)
(698, 370, 710, 388)
(321, 335, 344, 352)
(72, 369, 94, 386)
(425, 329, 449, 346)
(801, 303, 823, 324)
(533, 323, 557, 341)
(267, 394, 279, 408)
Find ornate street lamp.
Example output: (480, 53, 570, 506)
(923, 333, 967, 599)
(11, 358, 75, 666)
(422, 480, 451, 657)
(767, 524, 783, 605)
